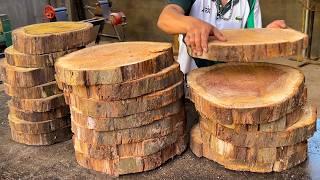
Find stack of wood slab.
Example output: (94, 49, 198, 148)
(188, 29, 317, 172)
(55, 42, 187, 176)
(0, 22, 93, 145)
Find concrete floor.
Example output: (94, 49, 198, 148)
(0, 59, 320, 180)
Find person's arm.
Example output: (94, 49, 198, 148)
(157, 4, 226, 56)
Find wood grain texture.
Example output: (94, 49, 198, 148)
(74, 134, 187, 176)
(55, 42, 174, 85)
(0, 60, 55, 87)
(72, 113, 185, 145)
(11, 94, 67, 112)
(188, 62, 306, 125)
(12, 22, 93, 54)
(188, 28, 308, 62)
(9, 114, 71, 134)
(61, 63, 183, 101)
(67, 81, 184, 118)
(5, 46, 77, 68)
(8, 103, 70, 122)
(5, 81, 62, 99)
(10, 126, 72, 146)
(199, 105, 317, 148)
(190, 124, 308, 172)
(71, 100, 184, 131)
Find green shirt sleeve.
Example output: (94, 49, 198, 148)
(167, 0, 195, 15)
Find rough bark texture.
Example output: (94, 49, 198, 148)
(11, 94, 67, 112)
(55, 42, 174, 86)
(0, 60, 56, 87)
(72, 113, 185, 145)
(10, 126, 72, 146)
(188, 28, 308, 62)
(12, 22, 93, 55)
(190, 124, 307, 172)
(199, 105, 316, 148)
(8, 103, 70, 122)
(71, 100, 184, 131)
(9, 114, 71, 134)
(4, 81, 62, 99)
(61, 63, 183, 101)
(188, 62, 306, 125)
(67, 81, 184, 118)
(74, 134, 187, 177)
(5, 46, 77, 68)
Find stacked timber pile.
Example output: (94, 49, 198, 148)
(188, 29, 317, 172)
(0, 22, 93, 145)
(55, 42, 187, 176)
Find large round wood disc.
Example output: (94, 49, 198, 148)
(12, 22, 93, 54)
(55, 42, 174, 85)
(188, 62, 306, 125)
(62, 63, 183, 101)
(188, 28, 308, 62)
(190, 124, 307, 173)
(5, 46, 77, 68)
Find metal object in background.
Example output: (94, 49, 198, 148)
(0, 14, 12, 58)
(44, 5, 68, 21)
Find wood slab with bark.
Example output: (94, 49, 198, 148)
(188, 28, 308, 62)
(55, 42, 174, 85)
(12, 22, 93, 54)
(188, 62, 306, 125)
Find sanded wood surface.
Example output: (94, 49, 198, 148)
(62, 63, 183, 101)
(190, 124, 307, 172)
(8, 103, 70, 122)
(67, 81, 184, 118)
(55, 42, 174, 85)
(75, 135, 187, 176)
(10, 126, 72, 146)
(188, 28, 308, 62)
(5, 46, 77, 68)
(9, 114, 70, 134)
(5, 81, 62, 99)
(11, 94, 66, 112)
(72, 114, 185, 145)
(0, 60, 55, 87)
(199, 105, 317, 148)
(12, 22, 93, 54)
(188, 62, 306, 125)
(71, 100, 184, 131)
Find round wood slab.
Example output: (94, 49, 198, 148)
(188, 28, 308, 62)
(55, 42, 174, 85)
(12, 22, 93, 54)
(188, 62, 306, 125)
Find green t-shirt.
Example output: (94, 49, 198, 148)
(168, 0, 196, 15)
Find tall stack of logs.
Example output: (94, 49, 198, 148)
(55, 42, 187, 176)
(188, 29, 317, 172)
(0, 22, 93, 145)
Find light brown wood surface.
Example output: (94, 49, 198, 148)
(188, 62, 306, 125)
(5, 81, 62, 99)
(62, 63, 183, 101)
(190, 124, 307, 172)
(67, 81, 184, 118)
(0, 60, 55, 87)
(55, 42, 174, 85)
(5, 46, 77, 68)
(188, 28, 308, 62)
(12, 22, 93, 54)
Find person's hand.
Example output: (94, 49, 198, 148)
(184, 19, 227, 56)
(266, 20, 287, 29)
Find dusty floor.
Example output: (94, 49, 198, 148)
(0, 59, 320, 180)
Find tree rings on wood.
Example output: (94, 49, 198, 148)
(188, 28, 308, 62)
(62, 63, 183, 101)
(12, 22, 93, 54)
(188, 62, 306, 125)
(55, 42, 174, 85)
